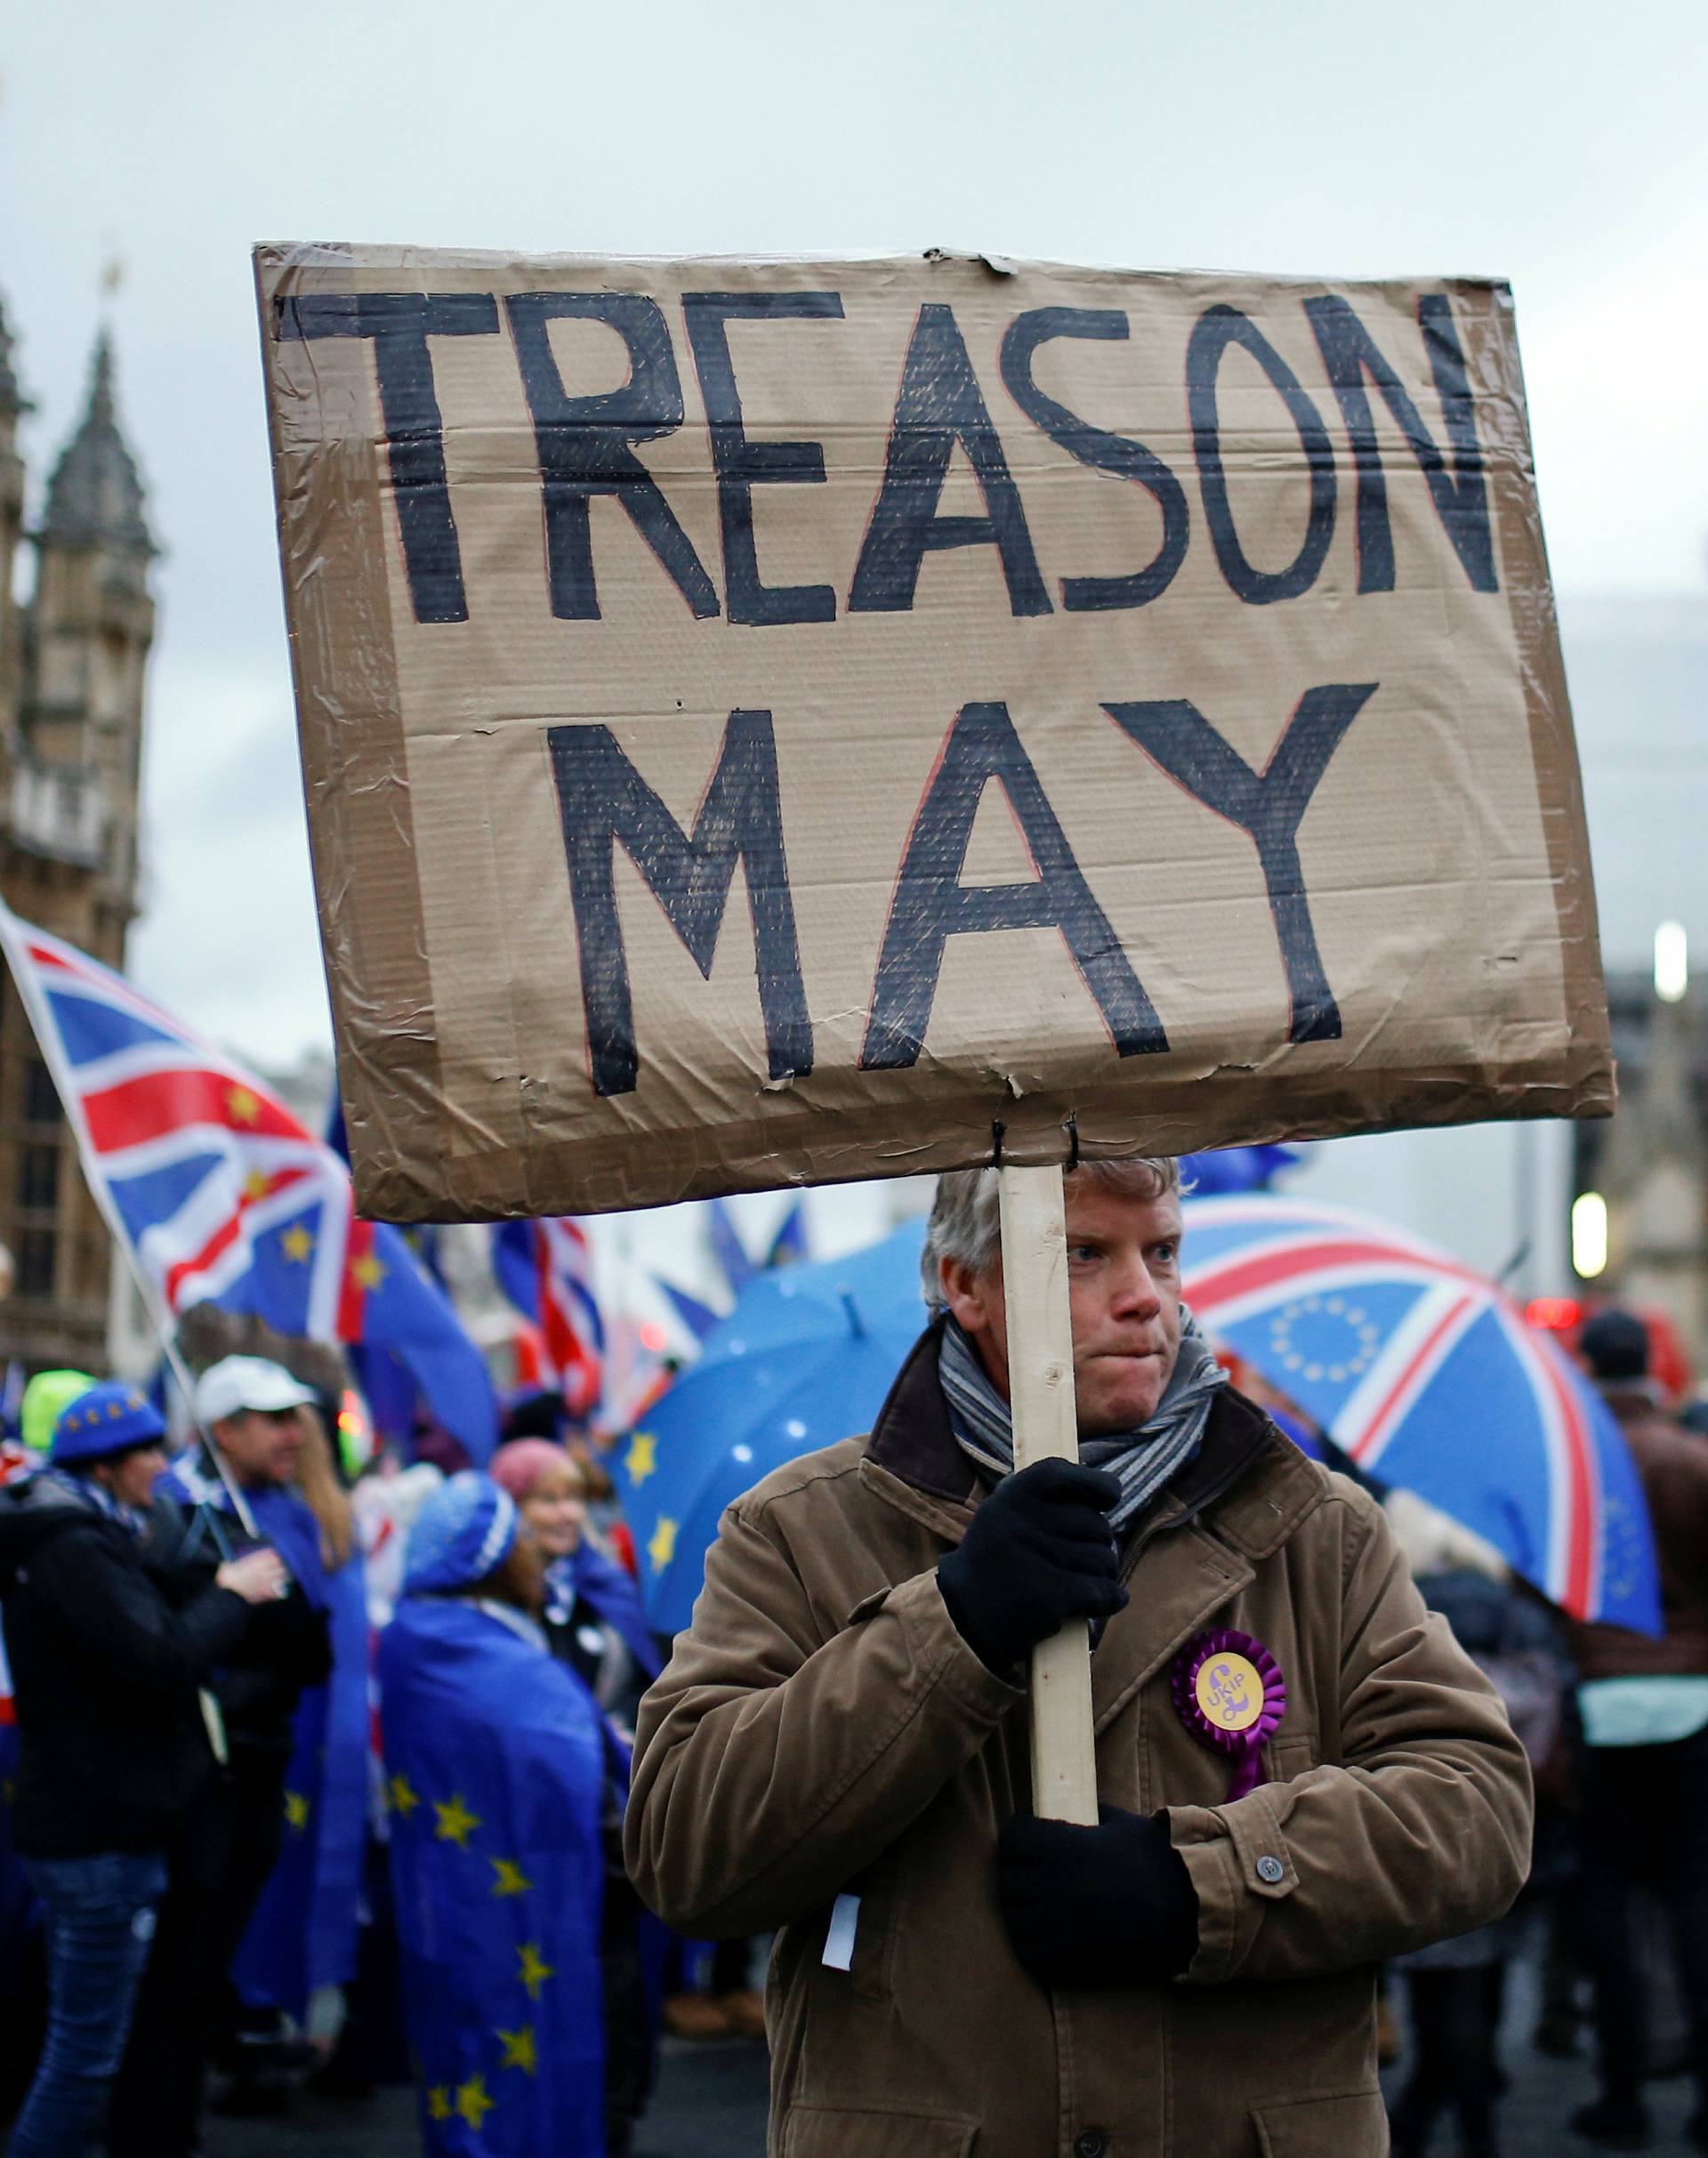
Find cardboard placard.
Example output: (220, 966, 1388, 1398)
(255, 245, 1611, 1221)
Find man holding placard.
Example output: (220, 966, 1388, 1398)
(251, 239, 1609, 2156)
(625, 1158, 1533, 2158)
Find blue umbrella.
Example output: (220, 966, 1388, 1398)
(1181, 1193, 1660, 1632)
(1180, 1144, 1298, 1195)
(614, 1220, 930, 1631)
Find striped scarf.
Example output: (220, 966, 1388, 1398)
(939, 1311, 1227, 1534)
(39, 1466, 150, 1540)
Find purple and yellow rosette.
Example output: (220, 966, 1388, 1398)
(1172, 1629, 1286, 1800)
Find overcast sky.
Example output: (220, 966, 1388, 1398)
(2, 0, 1704, 1069)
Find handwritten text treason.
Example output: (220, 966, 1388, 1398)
(278, 289, 1494, 629)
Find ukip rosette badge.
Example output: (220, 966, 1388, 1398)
(1172, 1629, 1286, 1800)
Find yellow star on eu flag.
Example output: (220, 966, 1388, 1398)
(433, 1792, 481, 1848)
(647, 1515, 678, 1574)
(517, 1941, 555, 2001)
(389, 1774, 420, 1819)
(225, 1085, 262, 1126)
(624, 1430, 657, 1486)
(283, 1789, 310, 1832)
(282, 1224, 313, 1264)
(455, 2074, 493, 2129)
(496, 2023, 537, 2075)
(350, 1252, 386, 1291)
(490, 1856, 532, 1898)
(425, 2085, 451, 2122)
(242, 1169, 270, 1204)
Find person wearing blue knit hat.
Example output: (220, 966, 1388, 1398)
(382, 1471, 626, 2156)
(0, 1385, 286, 2158)
(402, 1469, 528, 1598)
(48, 1380, 167, 1483)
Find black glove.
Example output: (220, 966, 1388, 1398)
(997, 1804, 1200, 1990)
(937, 1458, 1127, 1677)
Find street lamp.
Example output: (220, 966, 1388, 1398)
(1572, 1191, 1609, 1279)
(1655, 921, 1689, 1003)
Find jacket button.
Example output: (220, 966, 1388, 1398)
(1256, 1855, 1285, 1884)
(1074, 2133, 1108, 2158)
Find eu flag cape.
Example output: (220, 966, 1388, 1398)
(164, 1458, 370, 2015)
(379, 1595, 607, 2158)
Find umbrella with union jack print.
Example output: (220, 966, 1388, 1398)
(1181, 1193, 1660, 1633)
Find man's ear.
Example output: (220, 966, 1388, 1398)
(939, 1253, 1000, 1337)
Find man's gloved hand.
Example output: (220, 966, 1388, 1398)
(997, 1804, 1200, 1990)
(937, 1459, 1127, 1677)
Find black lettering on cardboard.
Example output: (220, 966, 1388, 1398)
(1303, 294, 1497, 594)
(1187, 305, 1337, 605)
(681, 292, 845, 625)
(1105, 684, 1375, 1043)
(277, 292, 501, 624)
(860, 702, 1166, 1070)
(848, 304, 1051, 617)
(548, 711, 810, 1096)
(506, 294, 720, 622)
(999, 307, 1189, 610)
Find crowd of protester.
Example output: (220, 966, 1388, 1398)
(1326, 1303, 1708, 2156)
(0, 1294, 1706, 2158)
(0, 1355, 729, 2158)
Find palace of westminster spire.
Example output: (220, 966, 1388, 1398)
(0, 276, 157, 1366)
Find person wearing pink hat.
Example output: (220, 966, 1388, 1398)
(489, 1440, 660, 1711)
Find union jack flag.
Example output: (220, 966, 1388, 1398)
(0, 905, 495, 1459)
(1181, 1194, 1659, 1631)
(492, 1217, 605, 1417)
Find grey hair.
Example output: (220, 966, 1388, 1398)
(919, 1157, 1183, 1312)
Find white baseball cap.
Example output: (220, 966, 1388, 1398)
(193, 1355, 318, 1428)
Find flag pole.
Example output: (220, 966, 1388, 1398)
(155, 1338, 261, 1542)
(0, 901, 260, 1538)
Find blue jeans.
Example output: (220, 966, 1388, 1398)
(7, 1850, 168, 2158)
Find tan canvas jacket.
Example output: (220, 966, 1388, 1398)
(626, 1325, 1533, 2158)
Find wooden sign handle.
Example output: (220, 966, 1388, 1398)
(997, 1163, 1099, 1826)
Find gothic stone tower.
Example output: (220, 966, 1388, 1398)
(0, 301, 156, 1370)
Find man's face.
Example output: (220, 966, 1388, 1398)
(99, 1443, 167, 1512)
(212, 1406, 304, 1489)
(941, 1180, 1186, 1437)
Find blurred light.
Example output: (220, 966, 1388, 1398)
(638, 1322, 668, 1352)
(335, 1388, 374, 1475)
(1572, 1193, 1609, 1279)
(1525, 1296, 1583, 1333)
(1655, 921, 1689, 1003)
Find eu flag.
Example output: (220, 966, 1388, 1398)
(379, 1595, 608, 2157)
(165, 1461, 371, 2017)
